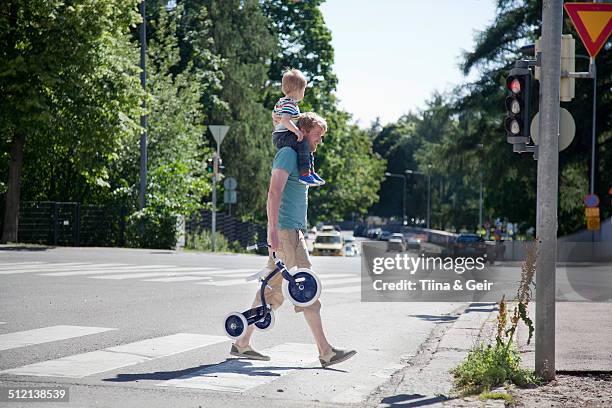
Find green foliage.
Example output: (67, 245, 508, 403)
(451, 343, 541, 396)
(479, 391, 514, 402)
(186, 229, 244, 253)
(126, 210, 180, 249)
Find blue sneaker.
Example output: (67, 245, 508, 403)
(299, 174, 320, 186)
(311, 172, 326, 185)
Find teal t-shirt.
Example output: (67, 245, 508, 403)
(272, 147, 308, 230)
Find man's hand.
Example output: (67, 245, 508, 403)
(268, 227, 280, 251)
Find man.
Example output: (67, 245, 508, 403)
(230, 112, 356, 368)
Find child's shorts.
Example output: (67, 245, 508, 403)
(272, 130, 299, 150)
(251, 229, 321, 313)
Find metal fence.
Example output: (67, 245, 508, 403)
(187, 211, 266, 248)
(18, 202, 126, 247)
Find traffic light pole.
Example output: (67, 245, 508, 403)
(535, 0, 562, 381)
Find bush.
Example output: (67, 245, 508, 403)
(125, 211, 179, 250)
(186, 229, 245, 253)
(451, 343, 540, 395)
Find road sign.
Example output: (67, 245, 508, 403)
(224, 190, 237, 204)
(223, 177, 237, 190)
(583, 193, 600, 208)
(564, 3, 612, 58)
(208, 125, 229, 146)
(530, 108, 576, 151)
(585, 207, 600, 217)
(587, 216, 600, 231)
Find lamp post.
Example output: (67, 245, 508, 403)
(406, 167, 432, 229)
(384, 172, 407, 224)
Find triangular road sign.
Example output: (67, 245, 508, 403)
(564, 2, 612, 58)
(208, 125, 230, 146)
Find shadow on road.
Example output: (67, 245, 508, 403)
(380, 393, 450, 407)
(409, 315, 458, 323)
(0, 245, 50, 252)
(103, 358, 341, 382)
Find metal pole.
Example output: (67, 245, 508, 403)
(535, 0, 562, 381)
(479, 171, 483, 227)
(402, 176, 406, 225)
(212, 149, 218, 252)
(139, 0, 147, 210)
(427, 173, 431, 229)
(590, 59, 596, 195)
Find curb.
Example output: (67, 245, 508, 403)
(367, 302, 502, 407)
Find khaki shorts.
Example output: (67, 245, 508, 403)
(251, 229, 321, 313)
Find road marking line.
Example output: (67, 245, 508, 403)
(0, 326, 114, 351)
(40, 265, 204, 277)
(197, 273, 357, 287)
(0, 333, 228, 378)
(0, 263, 97, 274)
(0, 322, 6, 325)
(157, 342, 318, 392)
(331, 363, 404, 403)
(326, 286, 361, 294)
(0, 263, 127, 275)
(0, 262, 44, 267)
(143, 276, 213, 283)
(90, 269, 253, 280)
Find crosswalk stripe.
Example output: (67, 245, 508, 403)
(0, 333, 228, 378)
(197, 273, 358, 287)
(0, 263, 127, 275)
(40, 265, 202, 277)
(0, 322, 6, 325)
(326, 286, 361, 294)
(90, 271, 216, 280)
(157, 342, 318, 392)
(320, 277, 362, 286)
(143, 276, 213, 283)
(0, 263, 96, 274)
(0, 262, 44, 267)
(0, 326, 114, 351)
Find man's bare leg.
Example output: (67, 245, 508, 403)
(234, 323, 255, 348)
(303, 307, 332, 356)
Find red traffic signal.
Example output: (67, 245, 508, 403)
(504, 63, 532, 143)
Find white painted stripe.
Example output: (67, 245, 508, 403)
(197, 273, 357, 287)
(0, 333, 228, 378)
(143, 276, 213, 283)
(89, 268, 249, 280)
(158, 343, 318, 392)
(0, 262, 44, 267)
(0, 322, 6, 325)
(331, 363, 403, 403)
(326, 286, 361, 294)
(0, 326, 114, 351)
(0, 263, 96, 274)
(321, 277, 362, 286)
(0, 262, 92, 270)
(0, 263, 127, 275)
(40, 265, 198, 277)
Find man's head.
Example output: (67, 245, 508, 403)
(297, 112, 327, 152)
(281, 69, 307, 101)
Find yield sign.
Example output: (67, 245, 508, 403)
(564, 3, 612, 58)
(208, 125, 229, 147)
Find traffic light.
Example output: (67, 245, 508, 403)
(206, 158, 214, 173)
(504, 61, 533, 146)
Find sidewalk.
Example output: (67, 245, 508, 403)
(367, 302, 504, 407)
(368, 301, 612, 407)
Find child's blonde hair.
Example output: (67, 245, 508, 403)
(281, 69, 307, 96)
(297, 112, 327, 134)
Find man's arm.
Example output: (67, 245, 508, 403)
(267, 168, 289, 250)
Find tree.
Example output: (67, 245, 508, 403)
(0, 0, 142, 242)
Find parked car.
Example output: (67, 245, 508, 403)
(379, 230, 392, 241)
(452, 234, 488, 259)
(313, 231, 344, 256)
(387, 233, 406, 252)
(344, 235, 360, 256)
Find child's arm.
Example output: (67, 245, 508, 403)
(280, 114, 303, 141)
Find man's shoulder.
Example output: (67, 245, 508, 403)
(273, 147, 298, 172)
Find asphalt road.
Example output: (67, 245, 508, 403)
(0, 246, 466, 408)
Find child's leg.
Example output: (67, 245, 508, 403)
(296, 140, 311, 176)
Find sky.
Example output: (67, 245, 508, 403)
(319, 0, 499, 127)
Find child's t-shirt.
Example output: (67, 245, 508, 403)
(272, 97, 300, 133)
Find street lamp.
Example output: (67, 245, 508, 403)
(405, 166, 432, 229)
(384, 172, 407, 224)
